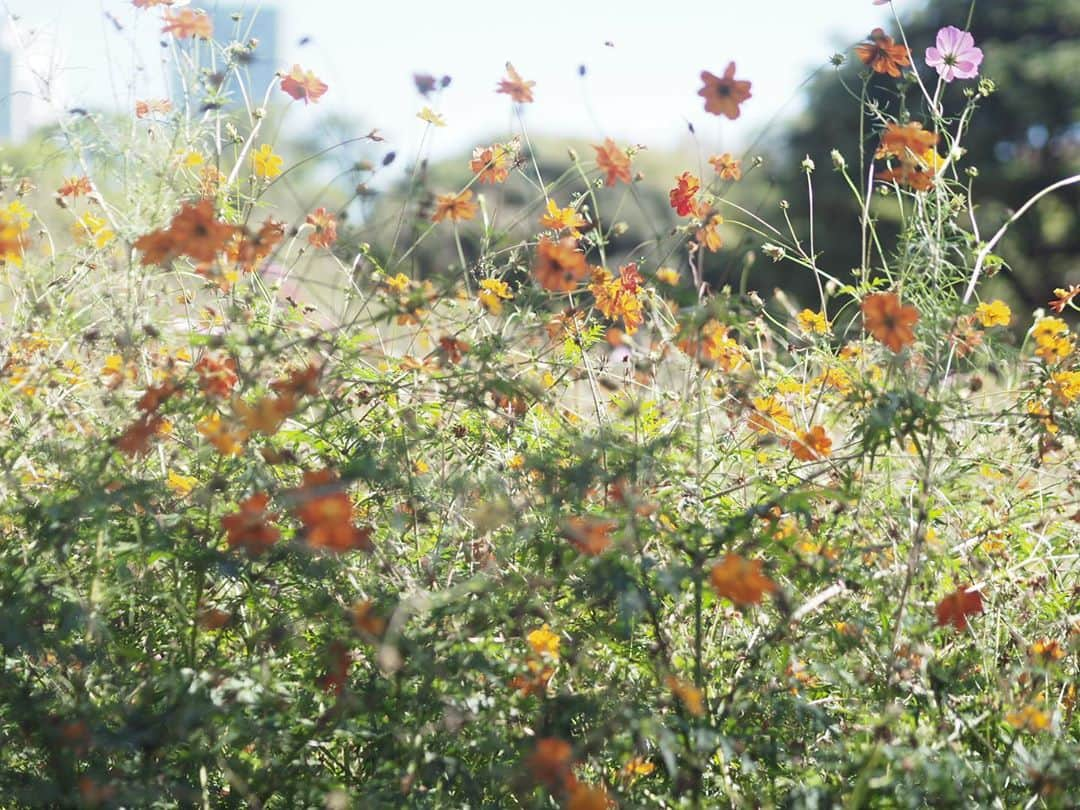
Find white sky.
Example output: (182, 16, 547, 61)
(0, 0, 909, 157)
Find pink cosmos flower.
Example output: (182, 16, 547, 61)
(925, 26, 984, 82)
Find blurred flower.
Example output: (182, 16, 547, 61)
(58, 176, 92, 198)
(709, 152, 742, 181)
(293, 469, 373, 553)
(669, 171, 702, 217)
(526, 624, 560, 659)
(470, 143, 513, 184)
(861, 292, 918, 352)
(280, 65, 328, 104)
(162, 9, 212, 39)
(540, 199, 587, 236)
(975, 300, 1011, 328)
(1006, 705, 1050, 733)
(534, 237, 589, 292)
(496, 62, 535, 103)
(478, 278, 513, 314)
(698, 62, 752, 119)
(222, 493, 280, 556)
(709, 553, 777, 605)
(788, 425, 832, 461)
(527, 738, 574, 792)
(935, 586, 983, 630)
(416, 106, 446, 127)
(593, 138, 632, 186)
(926, 26, 983, 82)
(855, 28, 910, 77)
(432, 190, 478, 223)
(252, 144, 283, 179)
(135, 98, 172, 118)
(561, 516, 616, 556)
(665, 675, 705, 716)
(797, 309, 829, 336)
(695, 213, 724, 253)
(306, 207, 338, 249)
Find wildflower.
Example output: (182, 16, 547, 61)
(567, 783, 614, 810)
(797, 309, 829, 336)
(1028, 639, 1065, 663)
(161, 8, 212, 39)
(861, 292, 918, 352)
(229, 218, 286, 272)
(137, 381, 179, 413)
(195, 354, 238, 398)
(135, 98, 171, 118)
(975, 299, 1011, 328)
(221, 494, 280, 556)
(318, 641, 352, 695)
(1033, 317, 1073, 362)
(432, 190, 478, 223)
(1006, 705, 1050, 733)
(620, 757, 656, 781)
(75, 213, 115, 248)
(478, 278, 513, 314)
(197, 413, 248, 456)
(135, 199, 237, 266)
(233, 394, 295, 436)
(709, 153, 742, 181)
(1050, 371, 1080, 405)
(935, 586, 984, 630)
(593, 139, 632, 186)
(678, 320, 747, 372)
(438, 336, 470, 364)
(252, 144, 283, 179)
(656, 267, 680, 285)
(527, 738, 574, 792)
(534, 237, 589, 292)
(0, 201, 30, 265)
(271, 363, 321, 397)
(306, 207, 338, 248)
(470, 143, 512, 184)
(1049, 285, 1080, 314)
(788, 425, 832, 461)
(526, 624, 560, 659)
(166, 471, 197, 496)
(351, 600, 387, 638)
(926, 26, 984, 82)
(416, 106, 446, 126)
(293, 469, 373, 553)
(665, 675, 705, 716)
(855, 28, 910, 77)
(115, 414, 165, 457)
(540, 199, 587, 236)
(710, 554, 777, 606)
(695, 212, 724, 253)
(280, 64, 328, 104)
(667, 171, 701, 217)
(749, 396, 794, 435)
(590, 263, 645, 334)
(58, 176, 92, 198)
(496, 62, 535, 103)
(561, 516, 617, 556)
(698, 62, 752, 119)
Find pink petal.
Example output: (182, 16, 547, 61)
(925, 47, 943, 67)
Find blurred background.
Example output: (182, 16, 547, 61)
(0, 0, 1077, 311)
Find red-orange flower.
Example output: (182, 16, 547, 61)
(562, 516, 617, 556)
(135, 98, 172, 118)
(58, 176, 92, 198)
(936, 586, 984, 630)
(698, 63, 752, 119)
(161, 9, 212, 39)
(280, 65, 328, 104)
(669, 171, 702, 217)
(306, 207, 338, 249)
(861, 292, 919, 352)
(136, 380, 179, 413)
(533, 237, 589, 292)
(115, 414, 165, 457)
(134, 199, 237, 266)
(470, 143, 513, 184)
(709, 153, 742, 181)
(228, 218, 285, 272)
(195, 354, 238, 398)
(293, 469, 373, 553)
(855, 28, 911, 78)
(432, 190, 478, 223)
(593, 139, 632, 186)
(788, 425, 833, 461)
(496, 62, 535, 103)
(527, 738, 575, 792)
(221, 493, 281, 557)
(709, 554, 777, 606)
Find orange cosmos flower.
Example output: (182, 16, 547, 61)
(228, 218, 286, 272)
(788, 425, 833, 461)
(195, 354, 238, 398)
(135, 98, 172, 118)
(134, 199, 237, 266)
(293, 469, 373, 553)
(593, 138, 632, 186)
(540, 199, 588, 236)
(271, 363, 322, 397)
(666, 675, 705, 716)
(161, 8, 213, 39)
(221, 493, 280, 557)
(669, 171, 702, 217)
(306, 207, 338, 249)
(861, 292, 919, 352)
(115, 414, 165, 457)
(280, 64, 328, 104)
(935, 586, 983, 630)
(698, 62, 752, 119)
(876, 122, 938, 161)
(432, 190, 478, 223)
(567, 783, 614, 810)
(470, 142, 513, 184)
(527, 738, 575, 792)
(590, 263, 644, 334)
(58, 176, 92, 198)
(855, 28, 911, 78)
(561, 516, 617, 556)
(233, 394, 295, 436)
(496, 62, 535, 103)
(136, 380, 179, 414)
(710, 554, 777, 606)
(709, 153, 742, 181)
(695, 212, 724, 253)
(533, 237, 589, 292)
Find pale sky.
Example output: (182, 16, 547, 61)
(0, 0, 909, 159)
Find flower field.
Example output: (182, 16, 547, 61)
(0, 1, 1078, 807)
